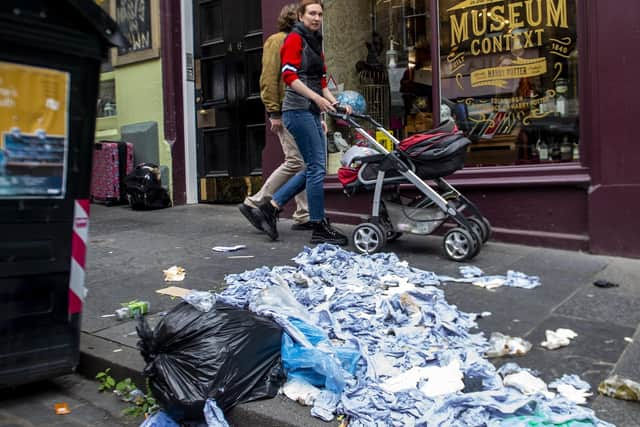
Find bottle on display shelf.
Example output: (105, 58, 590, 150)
(560, 136, 573, 161)
(555, 78, 568, 117)
(536, 133, 549, 162)
(528, 90, 538, 114)
(572, 139, 580, 161)
(550, 137, 561, 161)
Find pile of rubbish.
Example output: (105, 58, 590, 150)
(139, 244, 614, 426)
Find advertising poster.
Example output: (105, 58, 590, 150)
(0, 61, 69, 198)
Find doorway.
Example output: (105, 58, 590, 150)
(194, 0, 264, 202)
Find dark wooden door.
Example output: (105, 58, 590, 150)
(194, 0, 264, 202)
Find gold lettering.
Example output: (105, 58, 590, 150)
(508, 2, 525, 28)
(536, 28, 544, 45)
(471, 9, 487, 36)
(481, 37, 492, 54)
(546, 0, 568, 28)
(523, 30, 535, 47)
(505, 33, 512, 50)
(451, 12, 469, 46)
(492, 36, 503, 52)
(471, 39, 481, 55)
(489, 5, 505, 32)
(525, 0, 543, 27)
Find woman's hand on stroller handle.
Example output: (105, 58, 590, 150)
(334, 103, 353, 115)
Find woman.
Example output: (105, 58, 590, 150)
(256, 0, 352, 245)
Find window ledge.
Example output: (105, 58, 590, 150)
(325, 163, 591, 190)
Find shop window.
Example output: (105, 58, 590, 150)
(97, 79, 117, 118)
(325, 0, 435, 175)
(373, 0, 434, 137)
(439, 0, 580, 166)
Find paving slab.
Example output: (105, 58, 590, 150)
(592, 257, 640, 297)
(496, 315, 635, 390)
(591, 395, 640, 427)
(554, 286, 640, 329)
(610, 323, 640, 381)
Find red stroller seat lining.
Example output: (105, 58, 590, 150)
(338, 167, 359, 186)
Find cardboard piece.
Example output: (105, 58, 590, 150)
(156, 286, 191, 298)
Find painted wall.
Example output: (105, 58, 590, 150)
(323, 0, 371, 93)
(583, 0, 640, 257)
(95, 59, 172, 192)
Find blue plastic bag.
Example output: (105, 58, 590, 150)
(281, 317, 360, 394)
(139, 411, 179, 427)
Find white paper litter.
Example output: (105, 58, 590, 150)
(541, 328, 578, 350)
(381, 361, 464, 397)
(555, 383, 592, 404)
(503, 371, 554, 398)
(163, 266, 186, 282)
(212, 245, 246, 252)
(281, 377, 321, 406)
(419, 361, 465, 397)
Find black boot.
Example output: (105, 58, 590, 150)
(255, 202, 280, 240)
(238, 203, 264, 232)
(310, 219, 348, 246)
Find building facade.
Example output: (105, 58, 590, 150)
(99, 0, 640, 258)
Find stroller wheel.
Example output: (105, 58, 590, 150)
(468, 216, 490, 243)
(353, 223, 386, 254)
(443, 227, 477, 262)
(480, 216, 492, 241)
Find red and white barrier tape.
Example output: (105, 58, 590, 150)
(69, 199, 90, 315)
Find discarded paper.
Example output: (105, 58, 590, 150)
(54, 402, 71, 415)
(163, 266, 186, 282)
(212, 245, 246, 252)
(541, 328, 577, 350)
(598, 375, 640, 401)
(157, 286, 192, 298)
(486, 332, 532, 357)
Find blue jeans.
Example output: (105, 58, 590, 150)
(272, 110, 326, 222)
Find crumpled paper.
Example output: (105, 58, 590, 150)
(541, 328, 577, 350)
(503, 371, 554, 399)
(163, 266, 186, 282)
(282, 377, 322, 406)
(486, 332, 532, 357)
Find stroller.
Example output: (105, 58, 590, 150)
(329, 109, 491, 261)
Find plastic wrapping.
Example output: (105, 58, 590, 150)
(183, 291, 216, 313)
(137, 302, 285, 421)
(598, 375, 640, 401)
(486, 332, 532, 358)
(281, 318, 360, 394)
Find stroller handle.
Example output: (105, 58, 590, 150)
(327, 107, 383, 129)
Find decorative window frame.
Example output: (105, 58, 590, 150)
(109, 0, 161, 66)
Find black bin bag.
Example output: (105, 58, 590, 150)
(137, 301, 285, 421)
(124, 163, 172, 210)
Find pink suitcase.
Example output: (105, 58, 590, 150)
(91, 141, 134, 205)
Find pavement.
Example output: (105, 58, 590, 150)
(79, 203, 640, 427)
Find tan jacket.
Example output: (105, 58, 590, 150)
(260, 31, 287, 119)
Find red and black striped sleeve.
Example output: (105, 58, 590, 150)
(281, 32, 302, 86)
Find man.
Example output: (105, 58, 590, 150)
(238, 3, 311, 232)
